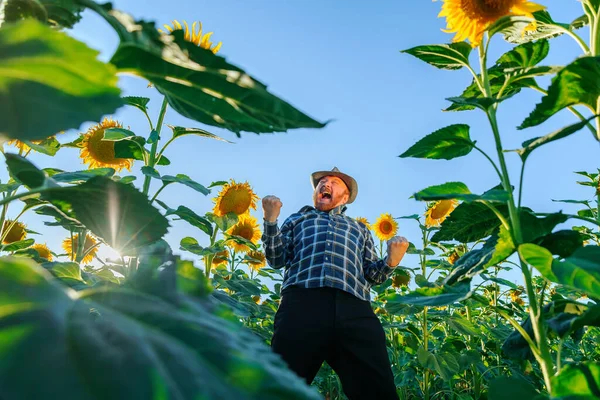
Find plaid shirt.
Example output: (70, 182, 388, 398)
(261, 205, 395, 301)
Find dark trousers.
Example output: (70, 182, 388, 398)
(271, 286, 398, 400)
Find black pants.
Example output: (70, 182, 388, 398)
(271, 286, 398, 400)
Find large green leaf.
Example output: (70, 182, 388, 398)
(496, 39, 550, 68)
(5, 153, 54, 189)
(401, 42, 472, 70)
(167, 125, 233, 143)
(0, 0, 84, 28)
(0, 19, 122, 141)
(414, 181, 508, 203)
(519, 244, 600, 297)
(431, 199, 508, 243)
(0, 258, 320, 399)
(490, 11, 586, 44)
(552, 362, 600, 399)
(385, 281, 472, 307)
(416, 347, 460, 381)
(399, 124, 475, 160)
(142, 168, 210, 196)
(535, 230, 585, 258)
(164, 206, 213, 236)
(520, 57, 600, 129)
(518, 116, 597, 161)
(90, 4, 324, 135)
(41, 176, 170, 254)
(488, 377, 542, 400)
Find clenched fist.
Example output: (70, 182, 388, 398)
(385, 236, 409, 267)
(262, 195, 283, 223)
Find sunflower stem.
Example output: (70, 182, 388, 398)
(143, 97, 169, 197)
(480, 37, 555, 392)
(473, 145, 503, 182)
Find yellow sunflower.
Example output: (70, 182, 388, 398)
(160, 20, 222, 54)
(62, 234, 99, 265)
(447, 251, 460, 265)
(226, 214, 261, 253)
(392, 269, 411, 288)
(425, 200, 459, 228)
(252, 295, 262, 305)
(355, 217, 371, 230)
(78, 117, 134, 172)
(213, 180, 259, 217)
(246, 250, 267, 271)
(31, 243, 53, 261)
(439, 0, 545, 47)
(372, 213, 398, 241)
(2, 220, 27, 244)
(212, 249, 230, 266)
(509, 287, 525, 306)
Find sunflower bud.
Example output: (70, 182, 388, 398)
(392, 269, 411, 288)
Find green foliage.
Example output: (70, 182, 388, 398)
(0, 19, 122, 140)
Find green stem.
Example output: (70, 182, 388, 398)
(517, 160, 526, 209)
(142, 97, 169, 196)
(155, 136, 177, 166)
(150, 184, 168, 204)
(0, 187, 48, 208)
(559, 27, 590, 55)
(479, 38, 555, 391)
(473, 145, 503, 182)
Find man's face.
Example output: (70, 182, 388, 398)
(313, 176, 350, 212)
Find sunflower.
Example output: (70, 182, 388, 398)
(2, 220, 27, 244)
(509, 287, 525, 306)
(392, 269, 411, 288)
(252, 295, 262, 305)
(439, 0, 545, 47)
(226, 214, 261, 253)
(212, 249, 230, 266)
(355, 217, 371, 230)
(246, 250, 267, 271)
(31, 243, 53, 261)
(425, 200, 459, 228)
(447, 251, 460, 265)
(372, 213, 398, 241)
(160, 20, 222, 54)
(213, 180, 259, 217)
(62, 234, 99, 265)
(78, 117, 134, 172)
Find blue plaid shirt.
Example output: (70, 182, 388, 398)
(261, 205, 395, 301)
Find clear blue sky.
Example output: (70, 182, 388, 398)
(8, 1, 598, 282)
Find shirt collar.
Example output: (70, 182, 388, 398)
(301, 205, 347, 215)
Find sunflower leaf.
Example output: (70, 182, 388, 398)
(551, 362, 600, 399)
(103, 128, 137, 141)
(519, 244, 600, 298)
(400, 124, 475, 160)
(0, 19, 122, 141)
(519, 57, 600, 129)
(1, 239, 35, 252)
(23, 137, 61, 156)
(0, 259, 321, 399)
(51, 168, 116, 183)
(446, 95, 512, 111)
(122, 96, 150, 112)
(161, 175, 210, 196)
(0, 0, 48, 25)
(384, 281, 473, 307)
(501, 11, 585, 44)
(207, 213, 239, 232)
(401, 42, 473, 70)
(180, 237, 222, 256)
(488, 378, 541, 400)
(165, 206, 213, 236)
(40, 176, 170, 255)
(4, 153, 55, 189)
(92, 4, 325, 135)
(414, 182, 509, 203)
(167, 125, 233, 143)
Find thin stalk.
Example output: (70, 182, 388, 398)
(150, 184, 168, 204)
(517, 160, 526, 209)
(142, 97, 169, 196)
(473, 145, 503, 182)
(0, 187, 49, 208)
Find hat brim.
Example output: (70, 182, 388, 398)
(311, 170, 358, 204)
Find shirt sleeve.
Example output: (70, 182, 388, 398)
(261, 217, 294, 269)
(362, 227, 395, 285)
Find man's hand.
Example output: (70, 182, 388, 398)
(262, 195, 283, 223)
(385, 236, 409, 267)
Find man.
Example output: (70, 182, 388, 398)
(261, 167, 409, 400)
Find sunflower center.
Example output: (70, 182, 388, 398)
(431, 200, 454, 219)
(463, 0, 514, 19)
(219, 189, 252, 215)
(87, 129, 121, 164)
(236, 226, 254, 240)
(380, 221, 393, 235)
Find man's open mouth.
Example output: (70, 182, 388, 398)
(321, 192, 332, 200)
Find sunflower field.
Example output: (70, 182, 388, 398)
(1, 0, 600, 399)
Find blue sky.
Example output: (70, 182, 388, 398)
(6, 1, 598, 283)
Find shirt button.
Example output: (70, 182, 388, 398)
(325, 257, 329, 261)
